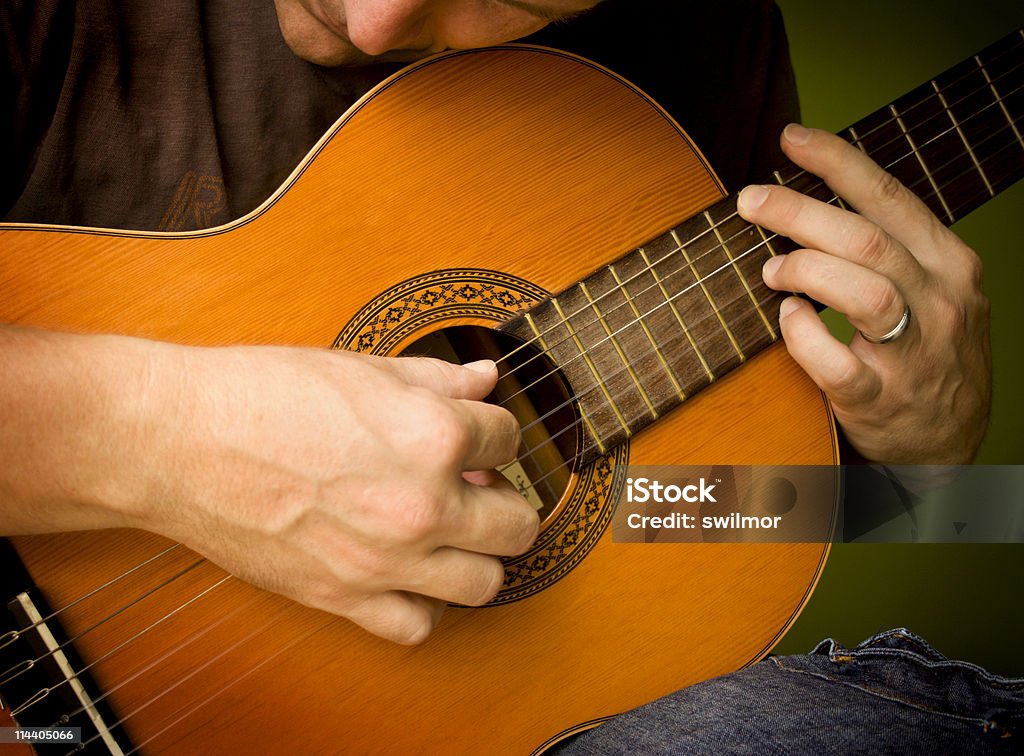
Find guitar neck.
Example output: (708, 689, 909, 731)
(501, 27, 1024, 464)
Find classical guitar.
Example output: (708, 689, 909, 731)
(1, 27, 1022, 754)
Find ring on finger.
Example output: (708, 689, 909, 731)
(860, 304, 912, 345)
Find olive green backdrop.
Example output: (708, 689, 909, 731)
(770, 1, 1024, 674)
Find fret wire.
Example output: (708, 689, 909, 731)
(578, 280, 658, 419)
(890, 103, 956, 223)
(503, 111, 1024, 453)
(935, 115, 1024, 221)
(933, 79, 995, 196)
(847, 125, 869, 154)
(705, 210, 777, 339)
(976, 54, 1024, 155)
(607, 263, 687, 400)
(550, 297, 632, 436)
(494, 57, 1024, 406)
(671, 229, 746, 362)
(639, 247, 714, 381)
(523, 311, 605, 454)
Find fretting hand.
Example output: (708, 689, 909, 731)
(737, 124, 991, 465)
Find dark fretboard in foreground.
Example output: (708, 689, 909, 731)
(499, 27, 1024, 465)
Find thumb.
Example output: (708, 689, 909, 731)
(383, 356, 498, 400)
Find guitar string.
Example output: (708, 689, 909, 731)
(486, 54, 1024, 390)
(496, 98, 1024, 464)
(0, 559, 207, 688)
(500, 116, 1024, 499)
(505, 120, 1024, 499)
(43, 585, 267, 729)
(66, 606, 330, 755)
(3, 43, 1020, 732)
(11, 575, 233, 719)
(0, 543, 182, 653)
(64, 37, 1024, 748)
(115, 613, 341, 756)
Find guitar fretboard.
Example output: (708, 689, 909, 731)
(500, 28, 1024, 465)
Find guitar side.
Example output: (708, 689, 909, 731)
(0, 47, 836, 753)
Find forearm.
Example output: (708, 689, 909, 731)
(0, 325, 164, 534)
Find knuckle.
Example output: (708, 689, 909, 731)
(827, 355, 869, 399)
(957, 246, 985, 290)
(431, 407, 472, 466)
(779, 248, 806, 277)
(512, 506, 541, 554)
(871, 169, 905, 205)
(863, 280, 899, 321)
(498, 409, 523, 459)
(774, 190, 805, 227)
(464, 559, 506, 606)
(394, 490, 446, 542)
(853, 223, 891, 269)
(395, 612, 435, 646)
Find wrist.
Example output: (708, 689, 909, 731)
(0, 328, 181, 534)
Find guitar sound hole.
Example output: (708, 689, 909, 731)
(401, 325, 578, 521)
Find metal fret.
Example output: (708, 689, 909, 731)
(638, 247, 715, 382)
(889, 103, 955, 223)
(548, 298, 631, 436)
(523, 312, 605, 454)
(578, 281, 658, 419)
(932, 80, 995, 197)
(753, 224, 779, 257)
(704, 212, 776, 339)
(670, 229, 745, 362)
(847, 125, 868, 154)
(606, 264, 686, 401)
(976, 54, 1024, 156)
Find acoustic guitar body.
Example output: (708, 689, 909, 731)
(1, 47, 836, 753)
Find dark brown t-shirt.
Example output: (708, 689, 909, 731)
(2, 0, 799, 230)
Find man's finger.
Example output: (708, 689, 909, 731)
(778, 123, 954, 265)
(344, 590, 446, 646)
(762, 251, 912, 343)
(776, 296, 882, 406)
(447, 477, 540, 556)
(737, 182, 925, 289)
(401, 548, 507, 607)
(381, 355, 499, 401)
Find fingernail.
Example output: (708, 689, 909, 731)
(738, 185, 770, 212)
(779, 297, 802, 319)
(463, 359, 495, 374)
(784, 123, 812, 146)
(762, 255, 783, 281)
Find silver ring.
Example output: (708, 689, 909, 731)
(860, 305, 912, 344)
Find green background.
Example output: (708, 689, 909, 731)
(770, 1, 1024, 674)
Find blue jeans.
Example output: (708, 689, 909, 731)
(552, 629, 1024, 754)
